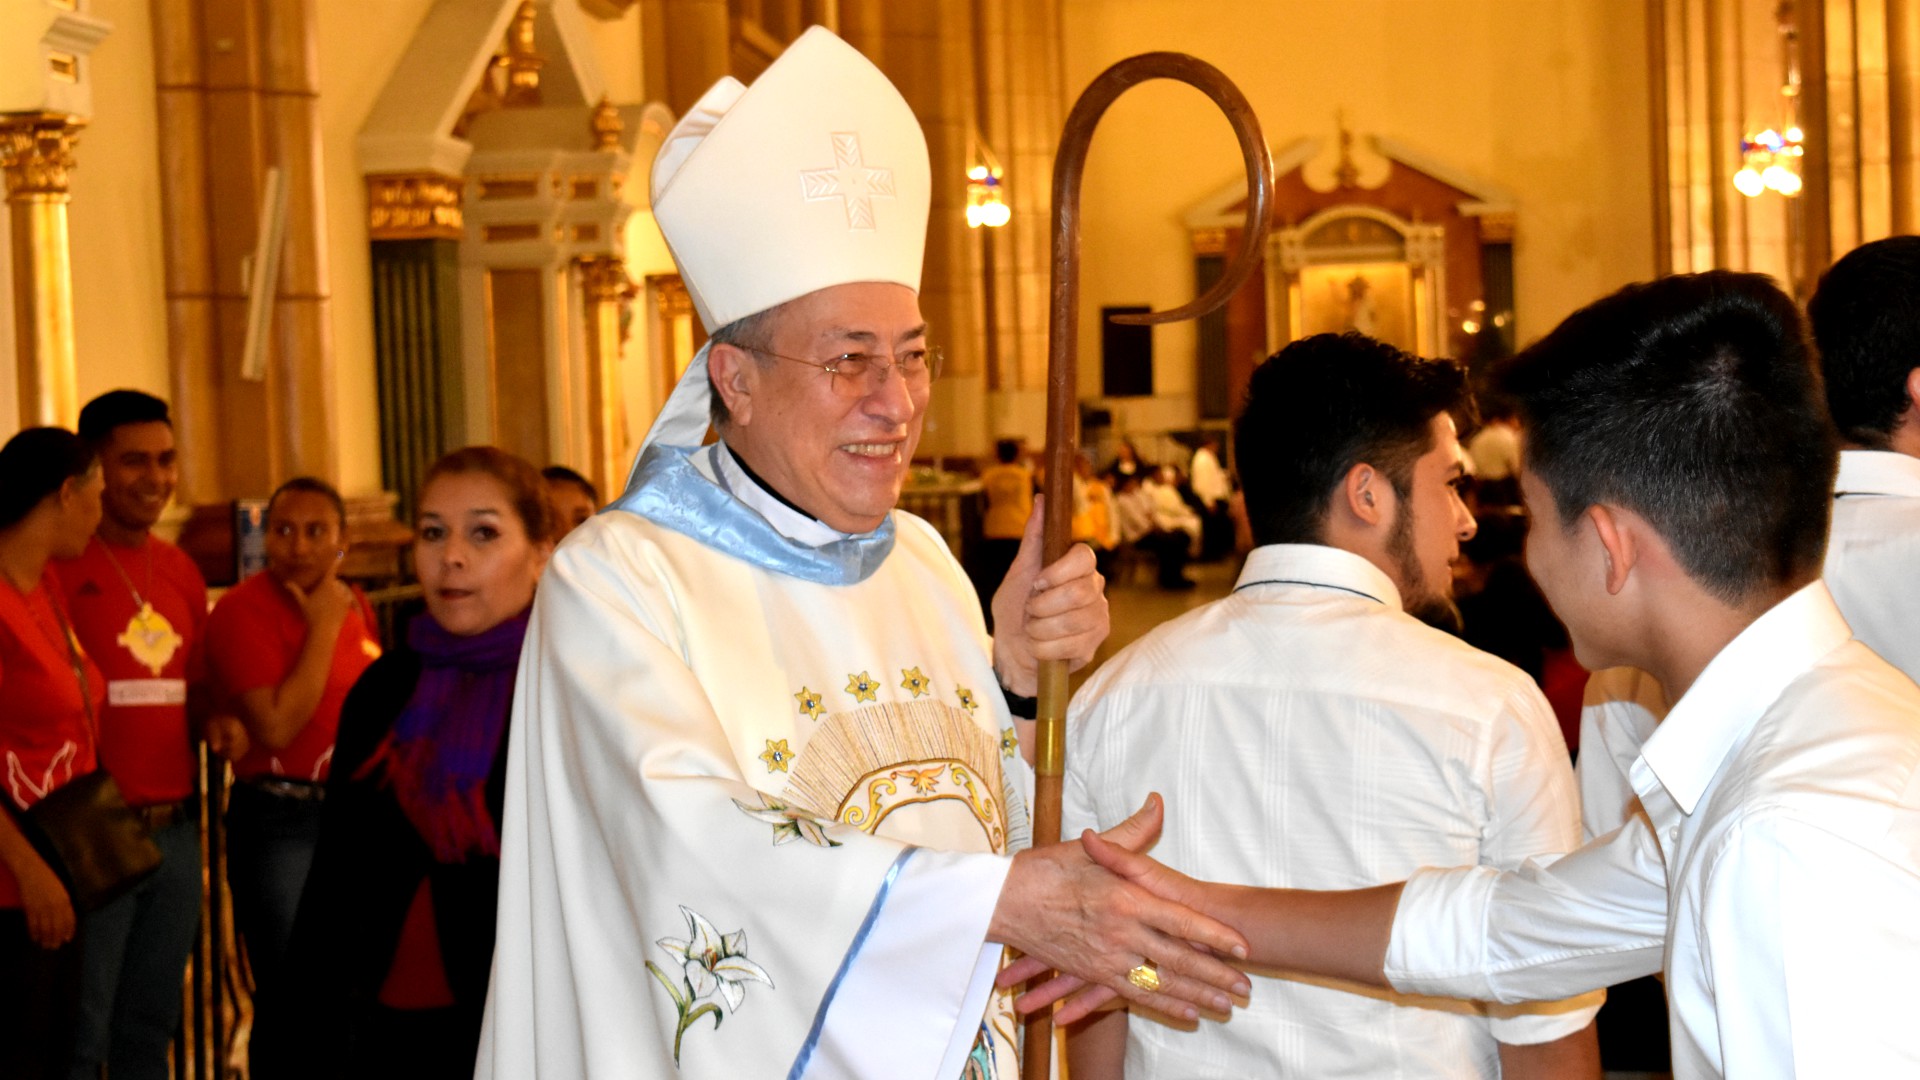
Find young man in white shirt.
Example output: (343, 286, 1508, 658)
(1010, 271, 1920, 1079)
(1062, 333, 1601, 1079)
(1582, 236, 1920, 839)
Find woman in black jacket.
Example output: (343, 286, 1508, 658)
(263, 447, 554, 1079)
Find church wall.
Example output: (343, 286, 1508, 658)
(64, 0, 171, 430)
(1061, 0, 1655, 439)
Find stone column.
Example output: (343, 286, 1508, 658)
(658, 0, 733, 115)
(261, 0, 336, 483)
(1, 113, 82, 428)
(880, 0, 988, 459)
(578, 254, 633, 499)
(1891, 0, 1919, 232)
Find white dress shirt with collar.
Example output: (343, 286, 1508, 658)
(1827, 448, 1920, 680)
(1066, 544, 1598, 1079)
(1579, 449, 1920, 839)
(1388, 582, 1920, 1079)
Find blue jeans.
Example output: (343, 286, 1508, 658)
(67, 813, 203, 1080)
(225, 783, 323, 997)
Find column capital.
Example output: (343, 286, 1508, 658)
(0, 112, 83, 199)
(578, 253, 634, 303)
(366, 171, 465, 241)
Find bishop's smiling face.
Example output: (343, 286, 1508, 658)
(711, 282, 929, 534)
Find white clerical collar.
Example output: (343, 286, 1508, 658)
(705, 441, 855, 548)
(1834, 449, 1920, 499)
(1232, 543, 1403, 611)
(1630, 580, 1852, 815)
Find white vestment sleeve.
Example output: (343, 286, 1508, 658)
(794, 847, 1011, 1079)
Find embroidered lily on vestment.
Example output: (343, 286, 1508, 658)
(733, 792, 842, 847)
(646, 905, 775, 1064)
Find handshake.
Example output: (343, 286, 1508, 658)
(986, 793, 1254, 1026)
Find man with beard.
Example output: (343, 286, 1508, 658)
(1060, 333, 1600, 1079)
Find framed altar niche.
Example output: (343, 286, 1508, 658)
(1186, 129, 1517, 417)
(1272, 208, 1444, 356)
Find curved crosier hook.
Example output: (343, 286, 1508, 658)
(1023, 51, 1273, 1080)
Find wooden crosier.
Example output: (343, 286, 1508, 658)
(1024, 52, 1273, 1079)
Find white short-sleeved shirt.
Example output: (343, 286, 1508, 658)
(1389, 582, 1920, 1079)
(1066, 544, 1599, 1079)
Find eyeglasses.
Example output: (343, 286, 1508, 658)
(747, 344, 944, 398)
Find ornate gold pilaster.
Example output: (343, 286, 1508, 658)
(578, 255, 634, 499)
(366, 172, 465, 241)
(503, 1, 543, 107)
(2, 113, 84, 428)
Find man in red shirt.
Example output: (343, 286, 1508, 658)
(56, 390, 208, 1080)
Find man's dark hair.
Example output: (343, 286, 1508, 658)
(1807, 236, 1920, 448)
(707, 307, 780, 429)
(1235, 332, 1471, 547)
(994, 438, 1022, 464)
(1498, 270, 1835, 603)
(267, 475, 348, 531)
(541, 464, 599, 505)
(78, 389, 171, 447)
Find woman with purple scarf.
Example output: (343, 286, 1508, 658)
(261, 447, 554, 1079)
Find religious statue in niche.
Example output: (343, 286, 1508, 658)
(1340, 273, 1378, 336)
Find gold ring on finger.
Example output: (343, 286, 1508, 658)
(1126, 961, 1161, 992)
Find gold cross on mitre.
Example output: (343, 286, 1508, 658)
(801, 132, 896, 230)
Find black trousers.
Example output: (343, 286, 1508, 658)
(0, 908, 83, 1080)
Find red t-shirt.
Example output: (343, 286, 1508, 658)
(204, 572, 380, 782)
(54, 535, 208, 806)
(0, 569, 105, 908)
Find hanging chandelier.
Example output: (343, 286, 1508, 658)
(1735, 2, 1805, 199)
(966, 136, 1009, 229)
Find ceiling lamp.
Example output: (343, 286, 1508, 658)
(1735, 4, 1806, 199)
(1735, 126, 1805, 198)
(966, 137, 1009, 229)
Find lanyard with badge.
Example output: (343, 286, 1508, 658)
(92, 537, 188, 707)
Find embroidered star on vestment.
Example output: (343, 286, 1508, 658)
(845, 671, 879, 703)
(759, 739, 795, 773)
(794, 687, 824, 720)
(900, 667, 930, 698)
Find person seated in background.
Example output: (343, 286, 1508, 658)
(264, 447, 553, 1080)
(1063, 331, 1598, 1079)
(974, 437, 1035, 619)
(539, 466, 598, 540)
(1187, 433, 1234, 561)
(1143, 464, 1202, 559)
(1464, 400, 1521, 507)
(1113, 471, 1193, 590)
(203, 476, 381, 1066)
(1074, 453, 1119, 580)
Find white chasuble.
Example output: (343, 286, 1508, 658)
(477, 483, 1028, 1079)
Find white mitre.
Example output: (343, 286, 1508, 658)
(638, 25, 932, 455)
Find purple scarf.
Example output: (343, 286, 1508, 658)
(359, 609, 528, 861)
